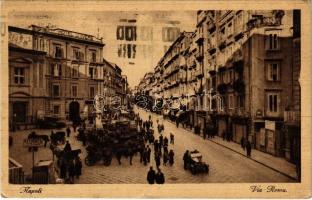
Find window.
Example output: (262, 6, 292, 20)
(228, 94, 234, 109)
(91, 51, 96, 62)
(54, 45, 63, 58)
(267, 93, 279, 113)
(52, 84, 60, 97)
(89, 86, 95, 98)
(236, 95, 244, 108)
(72, 65, 79, 77)
(39, 64, 43, 88)
(51, 64, 62, 77)
(267, 33, 279, 50)
(89, 66, 97, 78)
(14, 67, 25, 84)
(73, 48, 80, 60)
(72, 85, 77, 97)
(53, 105, 60, 115)
(267, 63, 280, 81)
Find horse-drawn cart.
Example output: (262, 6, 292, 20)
(84, 119, 143, 166)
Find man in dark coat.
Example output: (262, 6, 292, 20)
(139, 147, 144, 163)
(246, 140, 252, 157)
(163, 150, 168, 166)
(147, 166, 156, 184)
(169, 150, 174, 165)
(146, 146, 151, 163)
(159, 135, 163, 148)
(143, 149, 147, 165)
(163, 137, 168, 147)
(129, 148, 134, 165)
(170, 133, 174, 144)
(183, 150, 190, 170)
(155, 168, 165, 184)
(240, 136, 246, 150)
(155, 152, 161, 168)
(154, 140, 159, 153)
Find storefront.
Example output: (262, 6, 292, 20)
(254, 120, 283, 156)
(231, 117, 249, 144)
(217, 115, 228, 137)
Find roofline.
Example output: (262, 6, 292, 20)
(9, 26, 105, 47)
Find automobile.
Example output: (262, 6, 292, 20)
(185, 150, 209, 175)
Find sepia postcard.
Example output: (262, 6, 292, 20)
(0, 0, 311, 198)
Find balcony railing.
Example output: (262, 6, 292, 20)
(196, 49, 204, 60)
(284, 111, 300, 124)
(195, 31, 204, 43)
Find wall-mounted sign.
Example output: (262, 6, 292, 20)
(255, 109, 263, 118)
(265, 120, 275, 131)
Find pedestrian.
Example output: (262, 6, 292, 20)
(155, 168, 165, 184)
(64, 141, 72, 152)
(176, 118, 179, 128)
(169, 149, 174, 165)
(222, 130, 226, 140)
(75, 156, 82, 179)
(155, 152, 161, 168)
(147, 166, 156, 184)
(163, 144, 168, 153)
(129, 148, 134, 165)
(241, 136, 246, 150)
(170, 133, 174, 144)
(139, 146, 144, 163)
(146, 146, 151, 163)
(163, 150, 168, 166)
(143, 149, 147, 165)
(73, 123, 77, 133)
(116, 151, 122, 165)
(203, 125, 207, 139)
(183, 150, 190, 170)
(154, 140, 159, 153)
(159, 135, 163, 148)
(246, 140, 252, 157)
(163, 136, 168, 147)
(157, 124, 161, 134)
(68, 161, 75, 184)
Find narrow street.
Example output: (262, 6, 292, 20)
(10, 106, 294, 184)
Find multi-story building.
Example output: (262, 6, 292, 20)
(283, 10, 301, 167)
(137, 10, 298, 161)
(9, 25, 128, 129)
(204, 10, 294, 157)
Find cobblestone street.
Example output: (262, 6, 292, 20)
(9, 106, 295, 184)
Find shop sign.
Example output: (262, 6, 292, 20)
(255, 109, 263, 118)
(265, 120, 275, 131)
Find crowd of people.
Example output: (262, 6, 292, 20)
(135, 113, 176, 184)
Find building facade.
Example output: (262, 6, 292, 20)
(137, 10, 299, 161)
(9, 25, 128, 129)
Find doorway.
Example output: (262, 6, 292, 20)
(69, 101, 80, 122)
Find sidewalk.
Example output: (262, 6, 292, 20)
(157, 114, 298, 181)
(207, 136, 297, 180)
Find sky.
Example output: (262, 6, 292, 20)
(8, 11, 197, 88)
